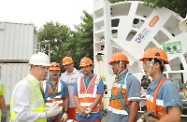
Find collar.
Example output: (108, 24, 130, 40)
(149, 74, 165, 90)
(83, 73, 94, 80)
(116, 69, 128, 82)
(64, 68, 77, 75)
(47, 79, 58, 85)
(28, 74, 40, 84)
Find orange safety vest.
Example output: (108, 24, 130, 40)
(76, 75, 101, 113)
(41, 80, 64, 121)
(109, 73, 131, 114)
(146, 78, 167, 120)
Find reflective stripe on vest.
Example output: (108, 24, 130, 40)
(146, 78, 167, 120)
(76, 75, 101, 113)
(10, 77, 46, 122)
(42, 80, 64, 108)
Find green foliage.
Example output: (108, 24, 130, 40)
(37, 22, 71, 63)
(62, 11, 94, 69)
(108, 0, 126, 3)
(37, 11, 93, 70)
(143, 0, 187, 17)
(108, 0, 187, 17)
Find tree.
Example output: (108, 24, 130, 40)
(37, 11, 93, 70)
(108, 0, 187, 18)
(37, 22, 71, 63)
(108, 0, 125, 3)
(143, 0, 187, 18)
(62, 11, 93, 68)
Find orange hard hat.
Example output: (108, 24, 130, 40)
(139, 48, 168, 64)
(80, 57, 93, 67)
(108, 52, 129, 65)
(62, 56, 73, 65)
(49, 62, 61, 71)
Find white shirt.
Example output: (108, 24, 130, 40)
(60, 68, 82, 108)
(11, 74, 46, 122)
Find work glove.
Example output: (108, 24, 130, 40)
(84, 107, 92, 114)
(1, 110, 7, 122)
(46, 102, 62, 118)
(61, 113, 68, 122)
(84, 107, 92, 118)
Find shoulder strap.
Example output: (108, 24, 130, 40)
(44, 80, 62, 101)
(153, 77, 167, 116)
(119, 72, 130, 114)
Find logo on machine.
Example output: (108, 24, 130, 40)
(149, 16, 159, 27)
(134, 28, 150, 43)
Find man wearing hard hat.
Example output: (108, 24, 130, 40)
(41, 62, 69, 122)
(60, 56, 82, 121)
(10, 52, 62, 122)
(138, 48, 182, 122)
(74, 57, 104, 122)
(106, 52, 141, 122)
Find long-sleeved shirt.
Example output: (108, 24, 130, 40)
(11, 74, 46, 122)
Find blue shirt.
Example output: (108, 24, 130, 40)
(74, 73, 104, 121)
(147, 74, 182, 112)
(43, 79, 69, 101)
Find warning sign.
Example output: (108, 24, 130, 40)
(163, 41, 182, 54)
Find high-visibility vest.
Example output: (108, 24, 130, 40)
(109, 72, 131, 115)
(0, 80, 2, 121)
(41, 80, 64, 121)
(10, 77, 47, 122)
(146, 78, 167, 120)
(76, 75, 101, 113)
(41, 80, 64, 108)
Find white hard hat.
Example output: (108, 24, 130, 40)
(29, 52, 50, 66)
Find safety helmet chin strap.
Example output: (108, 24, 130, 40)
(142, 58, 155, 89)
(147, 58, 155, 76)
(116, 60, 122, 79)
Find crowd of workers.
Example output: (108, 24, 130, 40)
(0, 47, 182, 122)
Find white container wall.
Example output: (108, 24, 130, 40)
(0, 22, 38, 62)
(0, 63, 30, 105)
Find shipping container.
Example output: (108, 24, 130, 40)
(0, 63, 30, 105)
(0, 22, 38, 62)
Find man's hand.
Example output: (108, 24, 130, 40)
(78, 107, 88, 117)
(46, 102, 62, 117)
(1, 110, 7, 121)
(61, 113, 68, 122)
(84, 107, 92, 114)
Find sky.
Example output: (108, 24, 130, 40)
(0, 0, 94, 30)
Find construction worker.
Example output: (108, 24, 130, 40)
(60, 56, 82, 121)
(106, 52, 141, 122)
(10, 52, 62, 122)
(41, 62, 69, 122)
(73, 57, 104, 122)
(139, 48, 182, 122)
(0, 80, 7, 121)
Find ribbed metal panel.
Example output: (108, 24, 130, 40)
(0, 63, 30, 105)
(0, 22, 38, 62)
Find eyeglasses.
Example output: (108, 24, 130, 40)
(143, 61, 151, 66)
